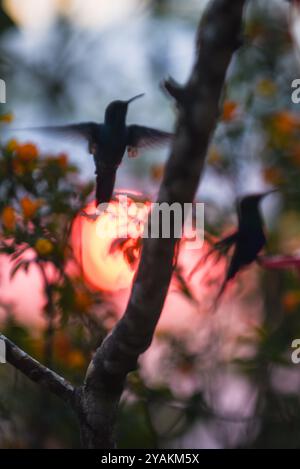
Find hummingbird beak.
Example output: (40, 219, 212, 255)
(261, 188, 278, 198)
(127, 93, 145, 104)
(256, 188, 278, 203)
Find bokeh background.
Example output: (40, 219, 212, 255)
(1, 0, 300, 449)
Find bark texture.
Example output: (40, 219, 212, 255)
(1, 0, 248, 449)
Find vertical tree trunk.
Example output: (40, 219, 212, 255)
(75, 0, 247, 449)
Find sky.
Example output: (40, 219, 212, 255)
(3, 0, 143, 30)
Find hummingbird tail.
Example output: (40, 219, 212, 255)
(95, 167, 117, 208)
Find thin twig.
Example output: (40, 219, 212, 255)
(0, 333, 75, 405)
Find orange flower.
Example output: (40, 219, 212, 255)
(12, 159, 25, 176)
(150, 164, 164, 181)
(222, 101, 238, 122)
(0, 112, 14, 124)
(256, 79, 277, 98)
(54, 333, 85, 369)
(263, 166, 285, 185)
(6, 138, 19, 153)
(74, 290, 93, 310)
(67, 350, 85, 368)
(20, 197, 43, 219)
(208, 145, 222, 165)
(1, 206, 16, 231)
(57, 153, 68, 168)
(54, 334, 71, 360)
(282, 291, 300, 313)
(16, 143, 38, 162)
(35, 238, 54, 256)
(272, 111, 300, 136)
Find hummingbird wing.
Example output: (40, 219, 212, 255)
(12, 122, 100, 145)
(127, 125, 173, 150)
(216, 229, 266, 303)
(214, 232, 238, 255)
(216, 252, 240, 303)
(188, 231, 238, 282)
(209, 231, 240, 306)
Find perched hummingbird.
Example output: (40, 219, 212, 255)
(17, 94, 172, 209)
(214, 191, 276, 300)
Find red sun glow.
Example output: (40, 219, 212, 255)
(71, 193, 151, 292)
(70, 192, 226, 310)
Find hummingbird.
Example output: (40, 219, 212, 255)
(190, 191, 276, 302)
(215, 190, 277, 301)
(16, 94, 172, 209)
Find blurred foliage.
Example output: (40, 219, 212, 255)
(0, 118, 118, 446)
(0, 3, 14, 33)
(1, 0, 300, 451)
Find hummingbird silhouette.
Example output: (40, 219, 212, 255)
(18, 94, 172, 208)
(190, 191, 276, 302)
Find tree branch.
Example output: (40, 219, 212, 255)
(0, 333, 75, 405)
(79, 0, 247, 448)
